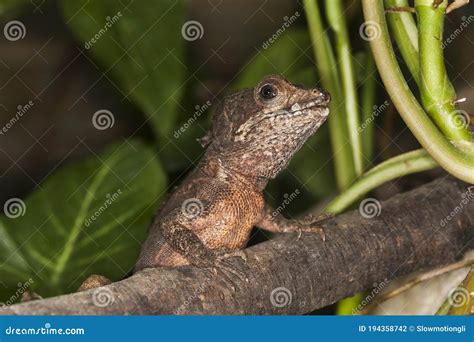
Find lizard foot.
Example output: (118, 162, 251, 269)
(296, 225, 326, 242)
(187, 249, 246, 283)
(295, 213, 330, 241)
(213, 258, 248, 283)
(211, 248, 248, 283)
(214, 247, 248, 263)
(298, 213, 334, 225)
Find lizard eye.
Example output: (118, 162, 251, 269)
(259, 84, 278, 100)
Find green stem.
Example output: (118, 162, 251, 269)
(386, 0, 471, 141)
(385, 0, 419, 82)
(415, 0, 472, 141)
(326, 0, 364, 175)
(362, 0, 474, 184)
(324, 149, 437, 213)
(360, 51, 377, 166)
(303, 0, 357, 189)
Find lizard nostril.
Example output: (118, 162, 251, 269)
(321, 90, 330, 103)
(313, 89, 330, 104)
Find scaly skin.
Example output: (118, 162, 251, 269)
(134, 75, 331, 271)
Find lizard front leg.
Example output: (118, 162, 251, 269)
(162, 220, 217, 267)
(256, 205, 331, 241)
(162, 216, 246, 266)
(161, 220, 248, 282)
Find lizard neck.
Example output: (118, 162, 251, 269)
(199, 153, 269, 192)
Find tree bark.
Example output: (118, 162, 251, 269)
(1, 176, 472, 315)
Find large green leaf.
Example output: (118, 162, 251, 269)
(61, 0, 188, 141)
(0, 140, 166, 299)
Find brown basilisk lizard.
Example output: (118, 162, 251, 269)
(79, 75, 330, 290)
(135, 74, 330, 271)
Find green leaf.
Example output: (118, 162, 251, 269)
(60, 0, 188, 141)
(0, 140, 166, 299)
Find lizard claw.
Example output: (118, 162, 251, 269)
(211, 248, 248, 282)
(298, 213, 334, 225)
(188, 247, 248, 282)
(295, 213, 329, 242)
(213, 247, 247, 263)
(192, 248, 248, 282)
(213, 258, 248, 283)
(296, 224, 326, 242)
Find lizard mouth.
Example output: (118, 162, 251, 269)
(289, 100, 327, 113)
(288, 91, 331, 113)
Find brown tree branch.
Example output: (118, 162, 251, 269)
(1, 176, 472, 315)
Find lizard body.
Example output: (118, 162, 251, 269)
(134, 75, 330, 271)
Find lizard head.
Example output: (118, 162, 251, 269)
(204, 74, 330, 179)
